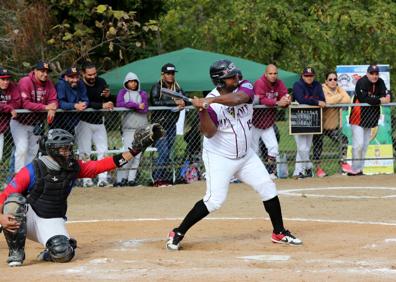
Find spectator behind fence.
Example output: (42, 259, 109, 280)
(312, 71, 352, 177)
(149, 63, 186, 187)
(114, 72, 148, 187)
(11, 61, 58, 173)
(348, 64, 390, 176)
(54, 67, 89, 135)
(76, 61, 115, 187)
(0, 68, 20, 162)
(252, 64, 291, 179)
(292, 67, 325, 179)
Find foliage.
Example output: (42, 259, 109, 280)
(158, 0, 396, 88)
(0, 0, 161, 75)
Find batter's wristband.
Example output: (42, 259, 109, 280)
(113, 154, 128, 167)
(128, 147, 141, 157)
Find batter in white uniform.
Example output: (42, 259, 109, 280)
(166, 60, 302, 250)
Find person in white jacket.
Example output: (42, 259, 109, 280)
(115, 72, 149, 186)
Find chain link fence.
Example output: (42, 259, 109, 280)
(1, 103, 395, 188)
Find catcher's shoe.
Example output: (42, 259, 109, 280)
(166, 228, 184, 250)
(7, 249, 25, 267)
(37, 249, 51, 262)
(272, 230, 302, 245)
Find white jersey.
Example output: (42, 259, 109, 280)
(203, 80, 255, 159)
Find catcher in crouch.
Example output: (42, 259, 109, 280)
(0, 125, 164, 267)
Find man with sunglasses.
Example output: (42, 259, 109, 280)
(149, 63, 186, 187)
(292, 67, 325, 179)
(252, 64, 291, 179)
(348, 64, 390, 176)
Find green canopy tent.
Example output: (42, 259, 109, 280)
(101, 47, 299, 94)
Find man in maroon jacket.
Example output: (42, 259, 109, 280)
(11, 61, 58, 173)
(252, 64, 291, 179)
(0, 68, 20, 162)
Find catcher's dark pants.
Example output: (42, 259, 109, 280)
(312, 128, 348, 163)
(153, 125, 176, 183)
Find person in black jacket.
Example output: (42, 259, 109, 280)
(348, 64, 390, 176)
(76, 62, 116, 187)
(149, 63, 186, 187)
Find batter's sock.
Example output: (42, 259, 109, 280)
(263, 196, 284, 234)
(177, 199, 209, 235)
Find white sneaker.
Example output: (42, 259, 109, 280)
(83, 178, 94, 187)
(270, 173, 277, 180)
(272, 230, 302, 245)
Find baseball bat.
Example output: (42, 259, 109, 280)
(160, 88, 192, 103)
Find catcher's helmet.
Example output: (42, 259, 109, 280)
(45, 129, 76, 169)
(209, 59, 239, 89)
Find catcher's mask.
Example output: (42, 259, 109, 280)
(45, 129, 76, 169)
(209, 59, 239, 90)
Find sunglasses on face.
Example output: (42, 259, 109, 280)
(328, 78, 337, 82)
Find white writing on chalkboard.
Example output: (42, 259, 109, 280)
(290, 110, 320, 127)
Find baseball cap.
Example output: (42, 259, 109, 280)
(0, 67, 12, 79)
(34, 61, 51, 72)
(302, 67, 315, 76)
(161, 63, 178, 73)
(367, 64, 379, 73)
(65, 67, 80, 77)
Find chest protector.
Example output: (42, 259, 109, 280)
(27, 159, 80, 218)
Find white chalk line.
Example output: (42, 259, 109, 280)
(279, 186, 396, 199)
(67, 186, 396, 226)
(67, 217, 396, 226)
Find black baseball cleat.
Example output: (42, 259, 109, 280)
(166, 228, 184, 250)
(7, 249, 25, 267)
(347, 171, 363, 176)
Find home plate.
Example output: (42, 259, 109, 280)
(238, 254, 290, 262)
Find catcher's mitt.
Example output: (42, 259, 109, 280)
(131, 123, 165, 152)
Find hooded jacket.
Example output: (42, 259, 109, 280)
(0, 82, 21, 133)
(252, 75, 288, 129)
(18, 71, 58, 125)
(55, 75, 89, 131)
(116, 72, 148, 130)
(292, 78, 325, 105)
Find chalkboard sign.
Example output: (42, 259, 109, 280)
(289, 106, 322, 135)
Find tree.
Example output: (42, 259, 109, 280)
(0, 0, 161, 75)
(157, 0, 396, 87)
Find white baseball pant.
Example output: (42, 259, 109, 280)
(26, 204, 69, 246)
(116, 128, 141, 182)
(251, 126, 279, 157)
(293, 134, 313, 176)
(202, 148, 278, 212)
(351, 125, 371, 172)
(10, 119, 39, 173)
(75, 120, 108, 182)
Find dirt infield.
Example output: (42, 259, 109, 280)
(1, 174, 396, 281)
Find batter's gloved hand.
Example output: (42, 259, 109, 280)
(129, 123, 165, 154)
